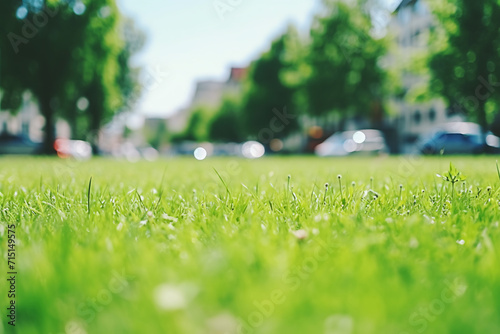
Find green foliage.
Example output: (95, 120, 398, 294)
(240, 26, 301, 139)
(115, 17, 146, 114)
(497, 160, 500, 182)
(62, 0, 128, 139)
(208, 0, 390, 141)
(303, 0, 388, 118)
(145, 120, 167, 150)
(427, 0, 500, 131)
(0, 0, 144, 152)
(1, 1, 93, 152)
(437, 162, 467, 185)
(178, 106, 215, 142)
(1, 156, 500, 333)
(208, 96, 243, 143)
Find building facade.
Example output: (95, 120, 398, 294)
(0, 91, 69, 142)
(166, 67, 247, 133)
(389, 0, 463, 144)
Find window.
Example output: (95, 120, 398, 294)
(429, 109, 436, 121)
(413, 111, 421, 124)
(398, 8, 410, 24)
(414, 1, 427, 15)
(440, 133, 468, 143)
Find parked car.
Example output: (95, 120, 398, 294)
(417, 122, 500, 155)
(315, 129, 389, 157)
(0, 134, 42, 155)
(54, 139, 92, 160)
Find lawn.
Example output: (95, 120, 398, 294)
(1, 156, 500, 334)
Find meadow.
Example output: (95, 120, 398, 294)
(1, 156, 500, 334)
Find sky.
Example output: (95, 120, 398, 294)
(117, 0, 322, 118)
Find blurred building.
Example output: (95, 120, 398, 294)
(143, 116, 167, 147)
(389, 0, 463, 144)
(166, 107, 189, 133)
(190, 80, 227, 108)
(0, 91, 69, 142)
(166, 67, 247, 133)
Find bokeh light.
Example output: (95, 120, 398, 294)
(353, 131, 366, 144)
(242, 141, 265, 159)
(194, 147, 207, 160)
(270, 139, 284, 152)
(16, 6, 28, 20)
(73, 2, 86, 15)
(308, 126, 324, 139)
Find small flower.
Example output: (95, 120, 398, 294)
(162, 214, 178, 222)
(206, 312, 238, 334)
(154, 284, 186, 310)
(457, 239, 465, 245)
(409, 237, 419, 249)
(65, 320, 87, 334)
(363, 189, 379, 200)
(293, 229, 308, 240)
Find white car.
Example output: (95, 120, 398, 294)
(54, 139, 92, 160)
(315, 129, 389, 157)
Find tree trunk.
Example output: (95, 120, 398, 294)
(478, 99, 488, 146)
(68, 109, 78, 140)
(40, 95, 57, 155)
(89, 105, 101, 155)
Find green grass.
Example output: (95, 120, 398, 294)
(1, 156, 500, 334)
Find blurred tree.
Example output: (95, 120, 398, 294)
(145, 120, 167, 150)
(69, 4, 145, 144)
(0, 1, 25, 112)
(240, 25, 301, 141)
(50, 0, 124, 153)
(1, 0, 86, 153)
(116, 17, 146, 113)
(303, 0, 387, 125)
(0, 0, 141, 154)
(427, 0, 500, 137)
(208, 96, 243, 142)
(176, 106, 214, 142)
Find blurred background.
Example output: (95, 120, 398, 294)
(2, 0, 500, 160)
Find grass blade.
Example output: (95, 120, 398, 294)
(87, 177, 92, 214)
(496, 161, 500, 182)
(213, 168, 231, 197)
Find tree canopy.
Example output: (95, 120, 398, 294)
(0, 0, 144, 153)
(209, 96, 243, 143)
(303, 0, 388, 121)
(240, 26, 301, 140)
